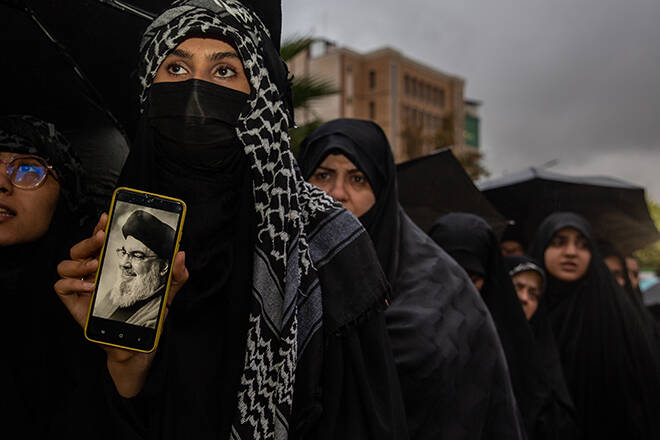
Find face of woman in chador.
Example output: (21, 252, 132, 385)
(512, 270, 542, 319)
(308, 153, 376, 218)
(154, 37, 251, 93)
(544, 227, 591, 282)
(0, 151, 60, 246)
(603, 255, 626, 287)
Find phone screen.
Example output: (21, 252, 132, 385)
(86, 188, 185, 352)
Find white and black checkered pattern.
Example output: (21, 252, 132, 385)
(138, 1, 363, 438)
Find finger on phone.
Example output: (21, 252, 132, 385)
(70, 229, 105, 261)
(55, 288, 92, 327)
(93, 212, 108, 235)
(57, 258, 98, 280)
(167, 252, 188, 303)
(54, 277, 95, 297)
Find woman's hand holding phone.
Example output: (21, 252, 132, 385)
(54, 213, 189, 397)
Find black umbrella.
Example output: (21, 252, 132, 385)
(396, 148, 508, 236)
(1, 0, 169, 133)
(477, 167, 660, 255)
(0, 0, 167, 209)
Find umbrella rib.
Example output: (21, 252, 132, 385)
(95, 0, 156, 21)
(13, 3, 125, 134)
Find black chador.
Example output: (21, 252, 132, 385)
(299, 118, 525, 440)
(430, 213, 579, 440)
(529, 212, 660, 440)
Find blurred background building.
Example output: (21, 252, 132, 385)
(287, 39, 481, 162)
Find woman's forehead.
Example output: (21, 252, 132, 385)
(554, 227, 586, 238)
(0, 151, 44, 160)
(319, 153, 361, 171)
(171, 37, 240, 57)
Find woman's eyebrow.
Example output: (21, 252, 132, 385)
(208, 51, 240, 62)
(170, 48, 193, 59)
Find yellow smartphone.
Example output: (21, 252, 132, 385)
(84, 187, 186, 352)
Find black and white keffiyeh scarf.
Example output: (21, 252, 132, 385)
(139, 1, 365, 438)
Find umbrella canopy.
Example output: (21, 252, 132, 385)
(478, 167, 660, 255)
(0, 0, 169, 209)
(396, 148, 508, 236)
(1, 0, 170, 134)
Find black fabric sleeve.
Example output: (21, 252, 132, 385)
(309, 310, 409, 440)
(302, 231, 408, 440)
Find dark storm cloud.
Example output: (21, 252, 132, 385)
(283, 0, 660, 198)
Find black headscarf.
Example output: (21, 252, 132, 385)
(529, 212, 660, 440)
(429, 213, 579, 439)
(503, 254, 547, 294)
(298, 118, 399, 280)
(597, 239, 640, 302)
(0, 115, 99, 437)
(501, 221, 527, 248)
(0, 115, 87, 216)
(299, 119, 526, 440)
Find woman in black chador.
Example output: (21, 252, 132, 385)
(55, 1, 407, 439)
(430, 213, 579, 440)
(528, 212, 660, 440)
(0, 115, 101, 436)
(298, 118, 525, 440)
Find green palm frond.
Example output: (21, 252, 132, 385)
(292, 76, 337, 109)
(280, 35, 315, 61)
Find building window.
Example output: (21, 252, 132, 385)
(404, 75, 410, 95)
(369, 101, 376, 119)
(411, 78, 417, 98)
(369, 70, 376, 89)
(437, 89, 445, 108)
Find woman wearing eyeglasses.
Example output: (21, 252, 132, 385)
(0, 115, 101, 437)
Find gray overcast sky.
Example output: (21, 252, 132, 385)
(282, 0, 660, 199)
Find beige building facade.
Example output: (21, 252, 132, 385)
(288, 40, 468, 162)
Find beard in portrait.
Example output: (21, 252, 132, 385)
(95, 209, 175, 328)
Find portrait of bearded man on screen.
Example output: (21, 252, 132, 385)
(95, 209, 174, 328)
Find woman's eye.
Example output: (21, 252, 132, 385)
(168, 63, 188, 76)
(550, 237, 564, 247)
(215, 65, 237, 78)
(314, 172, 330, 181)
(351, 175, 366, 184)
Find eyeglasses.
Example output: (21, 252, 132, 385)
(116, 247, 159, 262)
(1, 155, 58, 189)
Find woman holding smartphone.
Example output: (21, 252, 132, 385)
(55, 1, 407, 439)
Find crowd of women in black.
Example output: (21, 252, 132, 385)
(2, 1, 660, 439)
